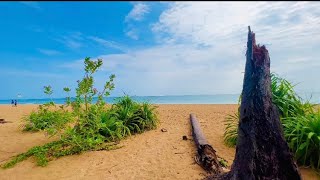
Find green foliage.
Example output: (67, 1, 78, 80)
(23, 106, 73, 135)
(223, 111, 239, 147)
(2, 138, 120, 168)
(283, 111, 320, 169)
(110, 96, 158, 133)
(223, 73, 320, 170)
(2, 57, 158, 169)
(98, 96, 158, 141)
(271, 73, 314, 118)
(218, 157, 229, 168)
(23, 85, 73, 134)
(43, 85, 53, 96)
(63, 87, 71, 105)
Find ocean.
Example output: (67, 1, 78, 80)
(1, 93, 319, 105)
(0, 95, 241, 105)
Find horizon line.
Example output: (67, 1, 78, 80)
(0, 94, 242, 101)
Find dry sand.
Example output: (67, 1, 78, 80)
(0, 104, 319, 180)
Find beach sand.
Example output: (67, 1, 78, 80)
(0, 104, 319, 180)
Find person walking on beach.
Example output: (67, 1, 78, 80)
(14, 100, 17, 107)
(11, 100, 14, 107)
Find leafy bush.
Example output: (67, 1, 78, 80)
(23, 85, 74, 135)
(2, 57, 158, 168)
(23, 107, 73, 135)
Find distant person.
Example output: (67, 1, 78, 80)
(14, 100, 17, 107)
(11, 100, 14, 107)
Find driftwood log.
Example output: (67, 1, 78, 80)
(190, 113, 222, 175)
(206, 27, 302, 179)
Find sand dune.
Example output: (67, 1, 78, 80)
(0, 105, 319, 180)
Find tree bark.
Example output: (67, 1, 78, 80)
(207, 26, 302, 180)
(190, 113, 222, 175)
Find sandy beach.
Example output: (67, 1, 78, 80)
(0, 104, 319, 180)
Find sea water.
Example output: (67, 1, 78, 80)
(1, 93, 319, 105)
(0, 95, 240, 105)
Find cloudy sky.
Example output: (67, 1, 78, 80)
(0, 2, 319, 99)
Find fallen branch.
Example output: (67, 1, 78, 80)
(0, 119, 11, 124)
(190, 113, 222, 175)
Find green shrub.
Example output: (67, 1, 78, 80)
(23, 106, 73, 135)
(110, 96, 158, 134)
(283, 111, 320, 169)
(23, 85, 74, 135)
(111, 96, 142, 133)
(271, 73, 314, 118)
(99, 109, 131, 141)
(99, 96, 158, 141)
(138, 102, 158, 130)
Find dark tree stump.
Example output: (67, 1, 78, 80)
(190, 113, 222, 175)
(206, 26, 301, 180)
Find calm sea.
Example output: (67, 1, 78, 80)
(1, 93, 319, 105)
(0, 95, 240, 105)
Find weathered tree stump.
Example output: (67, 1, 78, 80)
(190, 113, 222, 175)
(206, 26, 301, 180)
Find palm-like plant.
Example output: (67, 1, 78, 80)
(223, 112, 239, 147)
(271, 73, 314, 118)
(283, 111, 320, 168)
(111, 96, 142, 133)
(100, 110, 130, 140)
(99, 95, 158, 140)
(138, 102, 158, 130)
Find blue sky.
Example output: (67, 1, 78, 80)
(0, 2, 320, 99)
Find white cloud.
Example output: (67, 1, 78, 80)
(55, 32, 84, 50)
(152, 2, 320, 46)
(125, 29, 139, 40)
(64, 40, 82, 49)
(61, 44, 245, 96)
(87, 36, 128, 52)
(20, 1, 41, 10)
(37, 48, 62, 56)
(150, 2, 320, 93)
(125, 3, 150, 22)
(124, 2, 150, 40)
(62, 2, 320, 96)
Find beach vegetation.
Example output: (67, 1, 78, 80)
(283, 111, 320, 169)
(23, 86, 73, 135)
(2, 57, 158, 168)
(223, 73, 320, 169)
